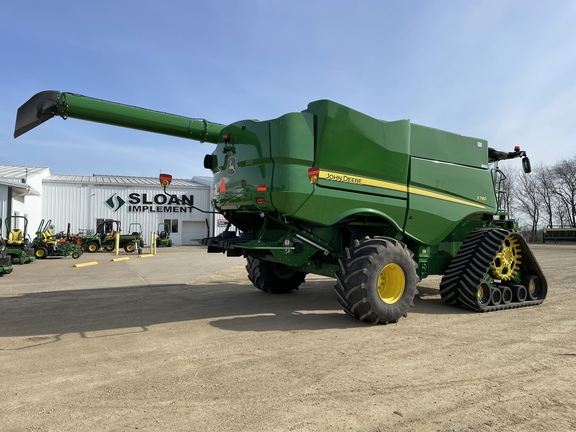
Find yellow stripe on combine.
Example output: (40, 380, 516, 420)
(318, 170, 486, 210)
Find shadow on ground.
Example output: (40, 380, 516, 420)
(0, 279, 471, 340)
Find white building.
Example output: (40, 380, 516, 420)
(0, 165, 217, 246)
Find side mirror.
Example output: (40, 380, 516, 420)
(159, 173, 173, 193)
(522, 157, 531, 174)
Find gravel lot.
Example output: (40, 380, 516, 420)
(1, 244, 575, 431)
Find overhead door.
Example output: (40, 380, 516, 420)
(181, 221, 208, 245)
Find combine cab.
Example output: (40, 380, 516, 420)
(15, 91, 547, 324)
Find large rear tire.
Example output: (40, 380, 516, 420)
(246, 256, 306, 294)
(335, 237, 418, 324)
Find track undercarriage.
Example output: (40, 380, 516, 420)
(439, 228, 547, 312)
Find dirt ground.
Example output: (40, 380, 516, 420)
(0, 244, 574, 432)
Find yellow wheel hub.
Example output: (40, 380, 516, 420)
(273, 263, 296, 279)
(377, 263, 405, 304)
(490, 235, 522, 281)
(527, 279, 537, 297)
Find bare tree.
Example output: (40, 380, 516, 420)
(513, 170, 540, 241)
(552, 156, 576, 227)
(534, 163, 555, 228)
(495, 165, 516, 217)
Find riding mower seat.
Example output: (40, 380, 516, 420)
(41, 230, 59, 245)
(8, 229, 23, 246)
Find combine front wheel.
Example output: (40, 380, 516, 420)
(246, 257, 306, 294)
(335, 237, 418, 324)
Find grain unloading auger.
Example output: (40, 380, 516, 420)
(15, 90, 548, 324)
(14, 91, 224, 142)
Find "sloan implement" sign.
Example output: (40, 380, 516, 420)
(128, 193, 194, 213)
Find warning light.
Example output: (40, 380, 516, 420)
(222, 133, 231, 143)
(514, 145, 520, 152)
(159, 173, 172, 192)
(257, 185, 267, 192)
(159, 173, 172, 185)
(308, 167, 319, 184)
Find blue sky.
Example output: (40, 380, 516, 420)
(1, 1, 575, 179)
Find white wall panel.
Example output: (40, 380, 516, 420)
(42, 182, 212, 246)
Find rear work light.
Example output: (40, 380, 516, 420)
(308, 167, 319, 184)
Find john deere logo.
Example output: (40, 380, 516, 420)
(105, 194, 126, 212)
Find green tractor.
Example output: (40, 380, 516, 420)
(0, 237, 13, 275)
(31, 219, 83, 259)
(15, 90, 547, 324)
(4, 216, 35, 265)
(82, 219, 141, 253)
(155, 223, 172, 247)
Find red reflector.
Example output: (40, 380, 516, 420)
(257, 185, 267, 192)
(308, 167, 319, 176)
(256, 198, 266, 205)
(219, 178, 226, 193)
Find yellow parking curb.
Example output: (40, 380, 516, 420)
(73, 261, 98, 268)
(111, 257, 130, 262)
(138, 254, 155, 258)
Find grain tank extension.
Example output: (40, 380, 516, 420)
(15, 91, 547, 324)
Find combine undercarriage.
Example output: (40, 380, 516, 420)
(439, 228, 547, 312)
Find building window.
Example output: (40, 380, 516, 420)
(164, 219, 178, 234)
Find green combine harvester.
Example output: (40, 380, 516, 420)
(15, 91, 547, 324)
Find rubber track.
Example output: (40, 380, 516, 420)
(439, 228, 547, 312)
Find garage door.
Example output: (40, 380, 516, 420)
(181, 221, 208, 245)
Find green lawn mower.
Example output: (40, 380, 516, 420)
(32, 219, 83, 259)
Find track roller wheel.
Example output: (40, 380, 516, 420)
(474, 281, 492, 310)
(510, 284, 527, 302)
(500, 286, 513, 305)
(490, 287, 502, 306)
(335, 237, 418, 324)
(521, 274, 545, 301)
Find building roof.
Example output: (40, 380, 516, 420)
(0, 164, 49, 179)
(44, 173, 211, 188)
(0, 165, 47, 196)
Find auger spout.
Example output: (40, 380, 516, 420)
(14, 91, 224, 143)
